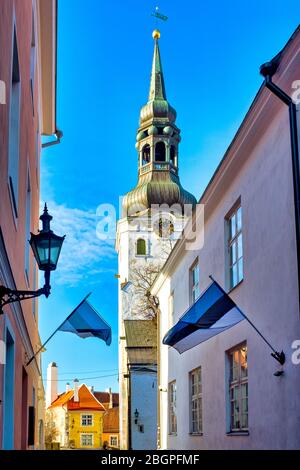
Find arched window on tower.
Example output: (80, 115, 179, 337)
(136, 238, 147, 256)
(142, 144, 151, 166)
(155, 142, 166, 162)
(170, 145, 176, 166)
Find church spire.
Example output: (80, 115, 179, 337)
(139, 30, 176, 126)
(149, 30, 166, 101)
(122, 30, 196, 216)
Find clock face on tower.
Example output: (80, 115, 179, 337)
(153, 216, 174, 238)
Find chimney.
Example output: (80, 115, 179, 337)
(74, 379, 79, 402)
(46, 362, 58, 408)
(91, 386, 94, 394)
(66, 382, 70, 393)
(109, 387, 113, 409)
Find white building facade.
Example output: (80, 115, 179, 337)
(152, 27, 300, 450)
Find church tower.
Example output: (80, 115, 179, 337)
(116, 30, 196, 450)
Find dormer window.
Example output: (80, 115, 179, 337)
(155, 142, 166, 162)
(142, 144, 151, 165)
(136, 238, 147, 256)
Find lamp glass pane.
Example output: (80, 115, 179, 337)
(36, 238, 50, 266)
(49, 238, 62, 266)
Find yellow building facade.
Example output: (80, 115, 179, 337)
(47, 383, 105, 449)
(68, 409, 104, 449)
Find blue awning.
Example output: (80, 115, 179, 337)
(163, 280, 244, 353)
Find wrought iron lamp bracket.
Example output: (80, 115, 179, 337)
(0, 285, 49, 314)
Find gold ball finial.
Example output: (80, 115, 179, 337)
(152, 29, 161, 40)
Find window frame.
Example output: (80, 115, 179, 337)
(80, 433, 94, 446)
(226, 202, 243, 290)
(24, 168, 31, 285)
(168, 291, 174, 329)
(189, 367, 203, 435)
(136, 238, 147, 256)
(81, 414, 93, 427)
(169, 145, 176, 166)
(189, 258, 200, 305)
(155, 141, 166, 162)
(30, 6, 36, 113)
(8, 25, 21, 221)
(141, 144, 151, 166)
(109, 435, 118, 447)
(168, 380, 177, 435)
(227, 343, 248, 433)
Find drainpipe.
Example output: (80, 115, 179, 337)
(260, 60, 300, 309)
(42, 129, 63, 148)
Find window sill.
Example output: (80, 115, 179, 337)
(168, 433, 177, 436)
(228, 278, 244, 294)
(226, 431, 249, 436)
(189, 432, 203, 436)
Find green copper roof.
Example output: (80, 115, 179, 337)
(149, 40, 166, 101)
(122, 33, 196, 216)
(140, 37, 176, 125)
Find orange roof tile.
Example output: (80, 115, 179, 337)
(49, 384, 105, 411)
(68, 384, 105, 411)
(103, 407, 119, 433)
(48, 390, 74, 409)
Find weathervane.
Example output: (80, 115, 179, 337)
(151, 6, 168, 22)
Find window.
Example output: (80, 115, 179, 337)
(154, 217, 174, 238)
(24, 172, 31, 282)
(81, 414, 93, 426)
(168, 292, 174, 328)
(155, 141, 166, 162)
(170, 145, 176, 165)
(228, 344, 248, 432)
(80, 433, 93, 446)
(30, 8, 36, 112)
(169, 381, 177, 434)
(136, 238, 146, 256)
(227, 204, 243, 289)
(142, 144, 151, 165)
(190, 259, 200, 304)
(3, 329, 15, 449)
(190, 367, 202, 434)
(8, 28, 21, 218)
(110, 435, 118, 447)
(32, 262, 37, 318)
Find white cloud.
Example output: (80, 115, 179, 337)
(41, 201, 116, 287)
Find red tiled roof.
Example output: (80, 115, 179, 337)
(93, 392, 119, 409)
(49, 384, 105, 411)
(103, 407, 119, 433)
(48, 391, 74, 409)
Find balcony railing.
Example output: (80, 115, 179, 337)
(139, 161, 177, 176)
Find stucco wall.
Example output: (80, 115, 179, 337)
(130, 368, 158, 450)
(0, 0, 43, 450)
(157, 96, 300, 449)
(68, 410, 103, 449)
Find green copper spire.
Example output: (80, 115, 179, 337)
(149, 36, 167, 101)
(122, 30, 197, 216)
(139, 30, 176, 125)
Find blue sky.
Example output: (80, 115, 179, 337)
(39, 0, 299, 393)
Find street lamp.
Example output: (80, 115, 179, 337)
(0, 203, 65, 313)
(134, 409, 139, 424)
